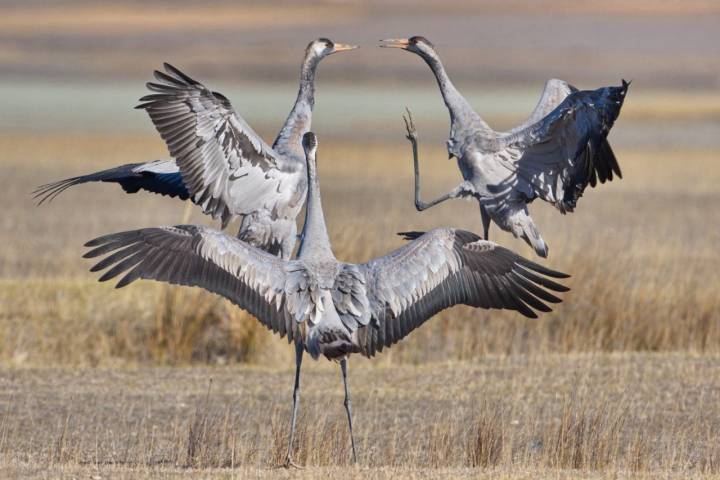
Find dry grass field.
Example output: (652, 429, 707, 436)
(1, 1, 719, 478)
(2, 130, 719, 367)
(1, 126, 719, 478)
(1, 355, 720, 479)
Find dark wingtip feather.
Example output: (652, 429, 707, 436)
(97, 270, 117, 282)
(94, 250, 145, 284)
(115, 272, 137, 289)
(518, 308, 539, 319)
(84, 231, 128, 247)
(84, 237, 109, 248)
(162, 63, 198, 86)
(138, 93, 166, 102)
(153, 69, 186, 87)
(510, 272, 563, 304)
(517, 258, 571, 279)
(32, 177, 82, 205)
(83, 231, 138, 253)
(83, 244, 113, 258)
(514, 264, 571, 294)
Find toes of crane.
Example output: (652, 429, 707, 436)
(282, 457, 305, 470)
(403, 108, 417, 139)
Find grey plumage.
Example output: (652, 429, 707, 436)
(85, 131, 569, 465)
(35, 38, 358, 259)
(382, 36, 627, 258)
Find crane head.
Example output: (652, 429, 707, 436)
(379, 36, 436, 55)
(306, 38, 358, 59)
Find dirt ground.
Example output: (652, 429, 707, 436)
(1, 353, 719, 478)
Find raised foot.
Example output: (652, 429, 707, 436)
(403, 107, 417, 141)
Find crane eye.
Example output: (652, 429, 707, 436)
(316, 37, 334, 50)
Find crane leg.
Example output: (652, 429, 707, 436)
(284, 340, 304, 469)
(403, 109, 465, 211)
(340, 358, 358, 464)
(480, 205, 491, 240)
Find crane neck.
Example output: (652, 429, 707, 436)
(272, 54, 320, 154)
(297, 151, 334, 261)
(422, 54, 490, 133)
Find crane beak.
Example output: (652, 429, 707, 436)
(379, 38, 410, 49)
(331, 43, 359, 54)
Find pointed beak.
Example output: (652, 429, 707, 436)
(330, 43, 358, 54)
(379, 38, 410, 49)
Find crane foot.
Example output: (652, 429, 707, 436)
(403, 107, 418, 141)
(282, 456, 305, 469)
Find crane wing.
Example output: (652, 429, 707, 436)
(505, 78, 577, 136)
(357, 228, 569, 356)
(83, 225, 297, 339)
(497, 81, 628, 213)
(137, 63, 304, 229)
(33, 159, 189, 205)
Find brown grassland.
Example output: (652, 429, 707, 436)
(1, 117, 719, 478)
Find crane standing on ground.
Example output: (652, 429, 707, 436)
(83, 132, 570, 467)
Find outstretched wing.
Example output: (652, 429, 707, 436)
(357, 228, 569, 356)
(33, 159, 189, 205)
(137, 63, 304, 228)
(83, 225, 296, 339)
(498, 81, 628, 213)
(505, 78, 577, 136)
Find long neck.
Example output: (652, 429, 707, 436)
(272, 54, 319, 153)
(421, 52, 489, 132)
(297, 155, 334, 260)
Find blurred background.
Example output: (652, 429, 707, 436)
(2, 0, 719, 139)
(1, 0, 719, 366)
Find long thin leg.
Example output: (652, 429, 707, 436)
(480, 205, 491, 240)
(340, 358, 357, 464)
(403, 109, 466, 211)
(284, 340, 304, 469)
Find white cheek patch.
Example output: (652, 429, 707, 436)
(312, 43, 326, 56)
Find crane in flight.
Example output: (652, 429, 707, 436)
(381, 36, 627, 258)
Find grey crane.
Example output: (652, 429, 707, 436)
(34, 38, 357, 259)
(83, 131, 569, 467)
(381, 36, 628, 258)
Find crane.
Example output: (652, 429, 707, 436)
(83, 132, 569, 467)
(381, 36, 627, 258)
(35, 38, 358, 259)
